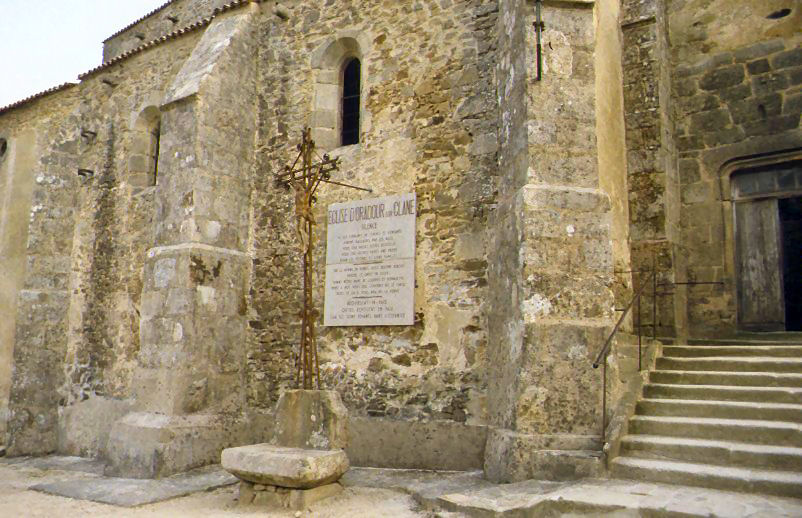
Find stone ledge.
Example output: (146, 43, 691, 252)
(484, 427, 604, 483)
(147, 242, 250, 258)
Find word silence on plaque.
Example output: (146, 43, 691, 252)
(324, 193, 416, 326)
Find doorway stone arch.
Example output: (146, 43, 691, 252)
(719, 147, 802, 331)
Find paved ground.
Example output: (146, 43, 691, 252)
(2, 456, 802, 517)
(0, 457, 427, 518)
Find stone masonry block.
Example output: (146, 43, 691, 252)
(271, 390, 348, 450)
(315, 83, 340, 111)
(743, 114, 800, 138)
(674, 78, 697, 97)
(689, 109, 732, 133)
(771, 47, 802, 70)
(787, 66, 802, 86)
(699, 65, 745, 91)
(784, 93, 802, 116)
(751, 73, 789, 95)
(238, 480, 343, 510)
(312, 109, 337, 129)
(703, 126, 745, 148)
(679, 158, 700, 184)
(729, 94, 782, 124)
(716, 84, 752, 103)
(733, 39, 785, 62)
(128, 154, 151, 173)
(747, 59, 770, 75)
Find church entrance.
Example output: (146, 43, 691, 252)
(732, 159, 802, 332)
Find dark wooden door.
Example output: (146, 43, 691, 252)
(735, 199, 785, 331)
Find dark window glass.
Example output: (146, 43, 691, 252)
(341, 58, 361, 146)
(152, 122, 161, 186)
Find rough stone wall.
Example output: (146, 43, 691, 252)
(102, 0, 234, 62)
(127, 8, 257, 419)
(487, 0, 528, 435)
(620, 0, 682, 338)
(249, 0, 499, 425)
(0, 127, 40, 441)
(517, 0, 614, 440)
(595, 0, 632, 312)
(59, 32, 202, 459)
(0, 29, 201, 456)
(0, 92, 82, 454)
(668, 0, 802, 335)
(485, 0, 618, 483)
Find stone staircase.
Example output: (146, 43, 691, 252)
(611, 343, 802, 498)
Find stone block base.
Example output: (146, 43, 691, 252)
(238, 481, 343, 510)
(272, 389, 348, 450)
(105, 412, 238, 479)
(484, 427, 604, 483)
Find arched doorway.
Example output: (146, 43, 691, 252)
(732, 158, 802, 331)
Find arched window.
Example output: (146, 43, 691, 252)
(129, 106, 161, 187)
(311, 36, 368, 150)
(341, 58, 361, 146)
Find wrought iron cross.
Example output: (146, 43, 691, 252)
(277, 128, 370, 389)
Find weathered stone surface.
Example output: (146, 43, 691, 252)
(238, 480, 343, 510)
(699, 65, 745, 91)
(347, 417, 486, 471)
(221, 444, 348, 489)
(104, 412, 244, 479)
(271, 390, 348, 451)
(1, 0, 800, 492)
(31, 464, 237, 507)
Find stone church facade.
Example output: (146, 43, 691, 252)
(0, 0, 799, 482)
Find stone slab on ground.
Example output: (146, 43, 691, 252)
(341, 467, 501, 509)
(437, 477, 802, 517)
(222, 444, 348, 488)
(29, 464, 237, 507)
(0, 460, 425, 517)
(343, 467, 802, 517)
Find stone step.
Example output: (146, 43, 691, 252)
(629, 415, 802, 446)
(610, 456, 802, 498)
(662, 345, 802, 358)
(636, 398, 802, 423)
(656, 356, 802, 373)
(644, 383, 802, 404)
(620, 434, 802, 471)
(435, 475, 802, 517)
(650, 370, 802, 387)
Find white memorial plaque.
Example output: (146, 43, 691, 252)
(324, 193, 416, 326)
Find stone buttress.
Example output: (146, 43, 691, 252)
(105, 6, 259, 478)
(485, 0, 617, 482)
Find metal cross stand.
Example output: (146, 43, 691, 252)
(276, 128, 370, 389)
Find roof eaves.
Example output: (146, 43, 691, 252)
(80, 0, 259, 80)
(102, 0, 177, 43)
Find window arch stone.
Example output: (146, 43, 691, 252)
(129, 106, 161, 187)
(311, 35, 369, 151)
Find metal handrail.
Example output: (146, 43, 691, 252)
(593, 271, 655, 369)
(592, 264, 726, 444)
(592, 270, 655, 444)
